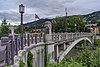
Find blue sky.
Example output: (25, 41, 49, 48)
(0, 0, 100, 25)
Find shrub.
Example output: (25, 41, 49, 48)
(47, 46, 100, 67)
(5, 66, 10, 67)
(94, 39, 100, 47)
(19, 60, 25, 67)
(27, 51, 33, 67)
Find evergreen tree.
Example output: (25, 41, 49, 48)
(0, 18, 10, 35)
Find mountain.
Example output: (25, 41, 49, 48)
(83, 11, 100, 21)
(24, 11, 100, 27)
(24, 18, 52, 27)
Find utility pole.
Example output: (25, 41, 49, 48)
(65, 8, 67, 17)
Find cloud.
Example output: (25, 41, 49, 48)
(0, 9, 34, 25)
(0, 0, 100, 25)
(0, 0, 19, 10)
(66, 0, 100, 15)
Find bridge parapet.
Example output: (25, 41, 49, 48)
(0, 32, 94, 67)
(51, 33, 93, 42)
(0, 32, 45, 67)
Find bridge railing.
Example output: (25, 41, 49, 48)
(0, 32, 45, 67)
(51, 32, 93, 42)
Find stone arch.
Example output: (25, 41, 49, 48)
(58, 37, 92, 62)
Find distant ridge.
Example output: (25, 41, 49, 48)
(24, 11, 100, 27)
(24, 18, 52, 27)
(83, 11, 100, 21)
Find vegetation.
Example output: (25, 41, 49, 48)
(5, 66, 10, 67)
(27, 51, 33, 67)
(97, 19, 100, 27)
(12, 11, 100, 33)
(83, 11, 100, 21)
(94, 39, 100, 47)
(47, 45, 100, 67)
(0, 18, 10, 35)
(14, 26, 20, 34)
(52, 16, 87, 33)
(19, 60, 25, 67)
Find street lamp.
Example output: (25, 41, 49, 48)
(19, 4, 24, 50)
(19, 4, 24, 14)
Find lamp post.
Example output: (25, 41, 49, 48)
(19, 4, 24, 50)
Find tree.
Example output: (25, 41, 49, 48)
(0, 18, 10, 35)
(53, 17, 67, 33)
(91, 18, 97, 23)
(27, 51, 33, 67)
(52, 16, 86, 33)
(14, 26, 21, 34)
(97, 19, 100, 27)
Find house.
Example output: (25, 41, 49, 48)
(85, 23, 100, 34)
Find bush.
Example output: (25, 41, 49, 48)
(5, 66, 10, 67)
(27, 51, 33, 67)
(47, 46, 100, 67)
(47, 59, 84, 67)
(19, 60, 25, 67)
(94, 39, 100, 47)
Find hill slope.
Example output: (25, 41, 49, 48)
(24, 18, 52, 27)
(83, 11, 100, 21)
(24, 11, 100, 27)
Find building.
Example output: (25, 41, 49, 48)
(85, 23, 100, 34)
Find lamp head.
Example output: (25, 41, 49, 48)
(19, 4, 24, 13)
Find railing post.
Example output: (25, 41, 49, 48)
(57, 34, 59, 40)
(18, 37, 21, 50)
(9, 36, 14, 65)
(20, 33, 23, 50)
(39, 33, 41, 42)
(66, 33, 68, 39)
(54, 45, 57, 62)
(24, 34, 26, 46)
(15, 35, 18, 55)
(27, 33, 30, 46)
(54, 44, 59, 62)
(64, 43, 66, 50)
(6, 42, 10, 65)
(31, 34, 34, 44)
(35, 33, 37, 44)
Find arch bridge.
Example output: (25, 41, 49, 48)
(0, 21, 94, 67)
(47, 32, 94, 62)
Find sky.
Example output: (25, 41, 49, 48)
(0, 0, 100, 25)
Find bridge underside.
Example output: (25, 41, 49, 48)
(53, 37, 93, 62)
